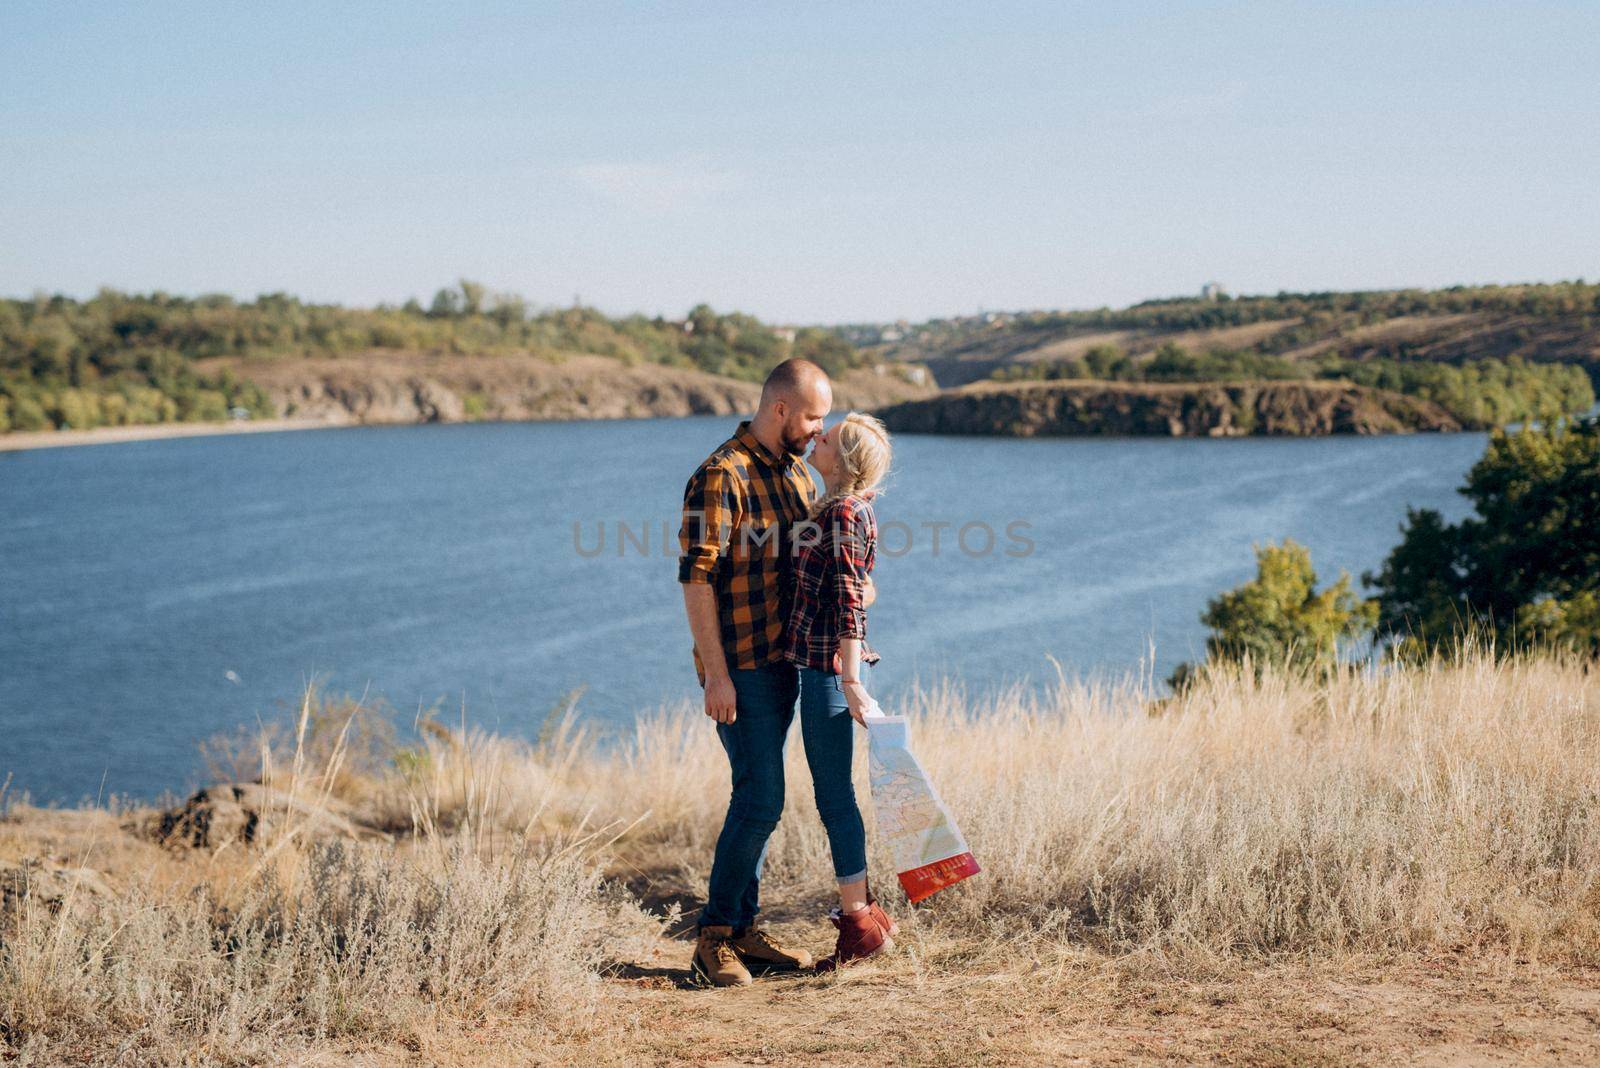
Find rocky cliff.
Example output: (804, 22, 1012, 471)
(201, 351, 933, 426)
(873, 380, 1463, 437)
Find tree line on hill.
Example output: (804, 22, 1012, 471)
(991, 342, 1596, 429)
(1031, 281, 1600, 336)
(0, 283, 864, 432)
(870, 281, 1600, 354)
(1174, 414, 1600, 688)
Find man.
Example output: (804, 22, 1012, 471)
(677, 357, 832, 987)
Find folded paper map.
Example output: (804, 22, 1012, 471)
(862, 702, 981, 903)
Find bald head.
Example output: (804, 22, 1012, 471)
(754, 358, 832, 457)
(759, 358, 830, 408)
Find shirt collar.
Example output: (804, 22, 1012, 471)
(734, 420, 795, 471)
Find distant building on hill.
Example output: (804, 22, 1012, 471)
(1201, 282, 1228, 301)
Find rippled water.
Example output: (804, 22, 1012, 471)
(0, 417, 1486, 803)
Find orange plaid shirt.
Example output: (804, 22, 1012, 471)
(678, 421, 818, 683)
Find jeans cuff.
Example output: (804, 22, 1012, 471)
(835, 868, 867, 885)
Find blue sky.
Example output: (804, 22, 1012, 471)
(2, 1, 1596, 322)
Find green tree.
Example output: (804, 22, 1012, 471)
(458, 279, 487, 316)
(1170, 539, 1377, 689)
(428, 288, 462, 318)
(0, 287, 867, 436)
(489, 292, 528, 328)
(791, 327, 858, 378)
(49, 388, 103, 429)
(7, 394, 51, 431)
(687, 303, 719, 338)
(1515, 590, 1600, 655)
(1367, 416, 1600, 658)
(1083, 343, 1129, 380)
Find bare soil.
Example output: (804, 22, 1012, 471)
(578, 926, 1600, 1067)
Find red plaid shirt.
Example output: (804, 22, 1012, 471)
(782, 494, 880, 672)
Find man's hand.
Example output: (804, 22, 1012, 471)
(704, 673, 738, 724)
(683, 583, 735, 722)
(863, 576, 877, 608)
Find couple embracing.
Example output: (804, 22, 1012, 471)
(677, 358, 896, 986)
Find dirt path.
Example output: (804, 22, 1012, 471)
(575, 926, 1600, 1066)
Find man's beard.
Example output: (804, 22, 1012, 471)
(780, 427, 812, 456)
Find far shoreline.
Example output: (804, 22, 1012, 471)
(0, 417, 349, 453)
(0, 412, 1480, 455)
(9, 400, 1591, 455)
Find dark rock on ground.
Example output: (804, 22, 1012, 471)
(133, 782, 381, 850)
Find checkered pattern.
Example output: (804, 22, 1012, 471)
(782, 494, 879, 672)
(679, 421, 818, 682)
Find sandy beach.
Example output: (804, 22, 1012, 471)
(0, 417, 346, 453)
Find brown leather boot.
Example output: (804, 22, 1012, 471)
(692, 925, 753, 987)
(814, 905, 894, 973)
(731, 927, 814, 971)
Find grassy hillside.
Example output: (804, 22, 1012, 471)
(4, 651, 1598, 1062)
(0, 285, 872, 433)
(851, 283, 1600, 425)
(10, 281, 1595, 435)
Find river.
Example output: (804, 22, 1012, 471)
(0, 417, 1485, 803)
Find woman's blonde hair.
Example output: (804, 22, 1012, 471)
(811, 412, 892, 516)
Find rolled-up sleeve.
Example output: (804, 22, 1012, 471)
(678, 463, 736, 584)
(833, 504, 872, 638)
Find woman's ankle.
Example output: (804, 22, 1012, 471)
(837, 875, 868, 914)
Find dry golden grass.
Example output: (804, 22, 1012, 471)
(584, 649, 1600, 962)
(4, 648, 1599, 1064)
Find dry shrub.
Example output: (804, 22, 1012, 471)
(200, 681, 402, 806)
(198, 684, 596, 841)
(1, 687, 656, 1064)
(0, 837, 635, 1062)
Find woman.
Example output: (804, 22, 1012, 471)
(782, 411, 898, 971)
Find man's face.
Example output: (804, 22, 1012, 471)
(778, 380, 832, 456)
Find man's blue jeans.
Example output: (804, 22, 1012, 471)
(700, 662, 798, 932)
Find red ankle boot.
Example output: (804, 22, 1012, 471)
(815, 905, 895, 972)
(866, 884, 899, 938)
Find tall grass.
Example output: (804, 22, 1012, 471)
(0, 685, 652, 1063)
(581, 648, 1600, 959)
(3, 649, 1598, 1061)
(344, 645, 1600, 959)
(2, 842, 623, 1060)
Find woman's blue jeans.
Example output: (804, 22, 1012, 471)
(797, 666, 868, 885)
(699, 662, 868, 932)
